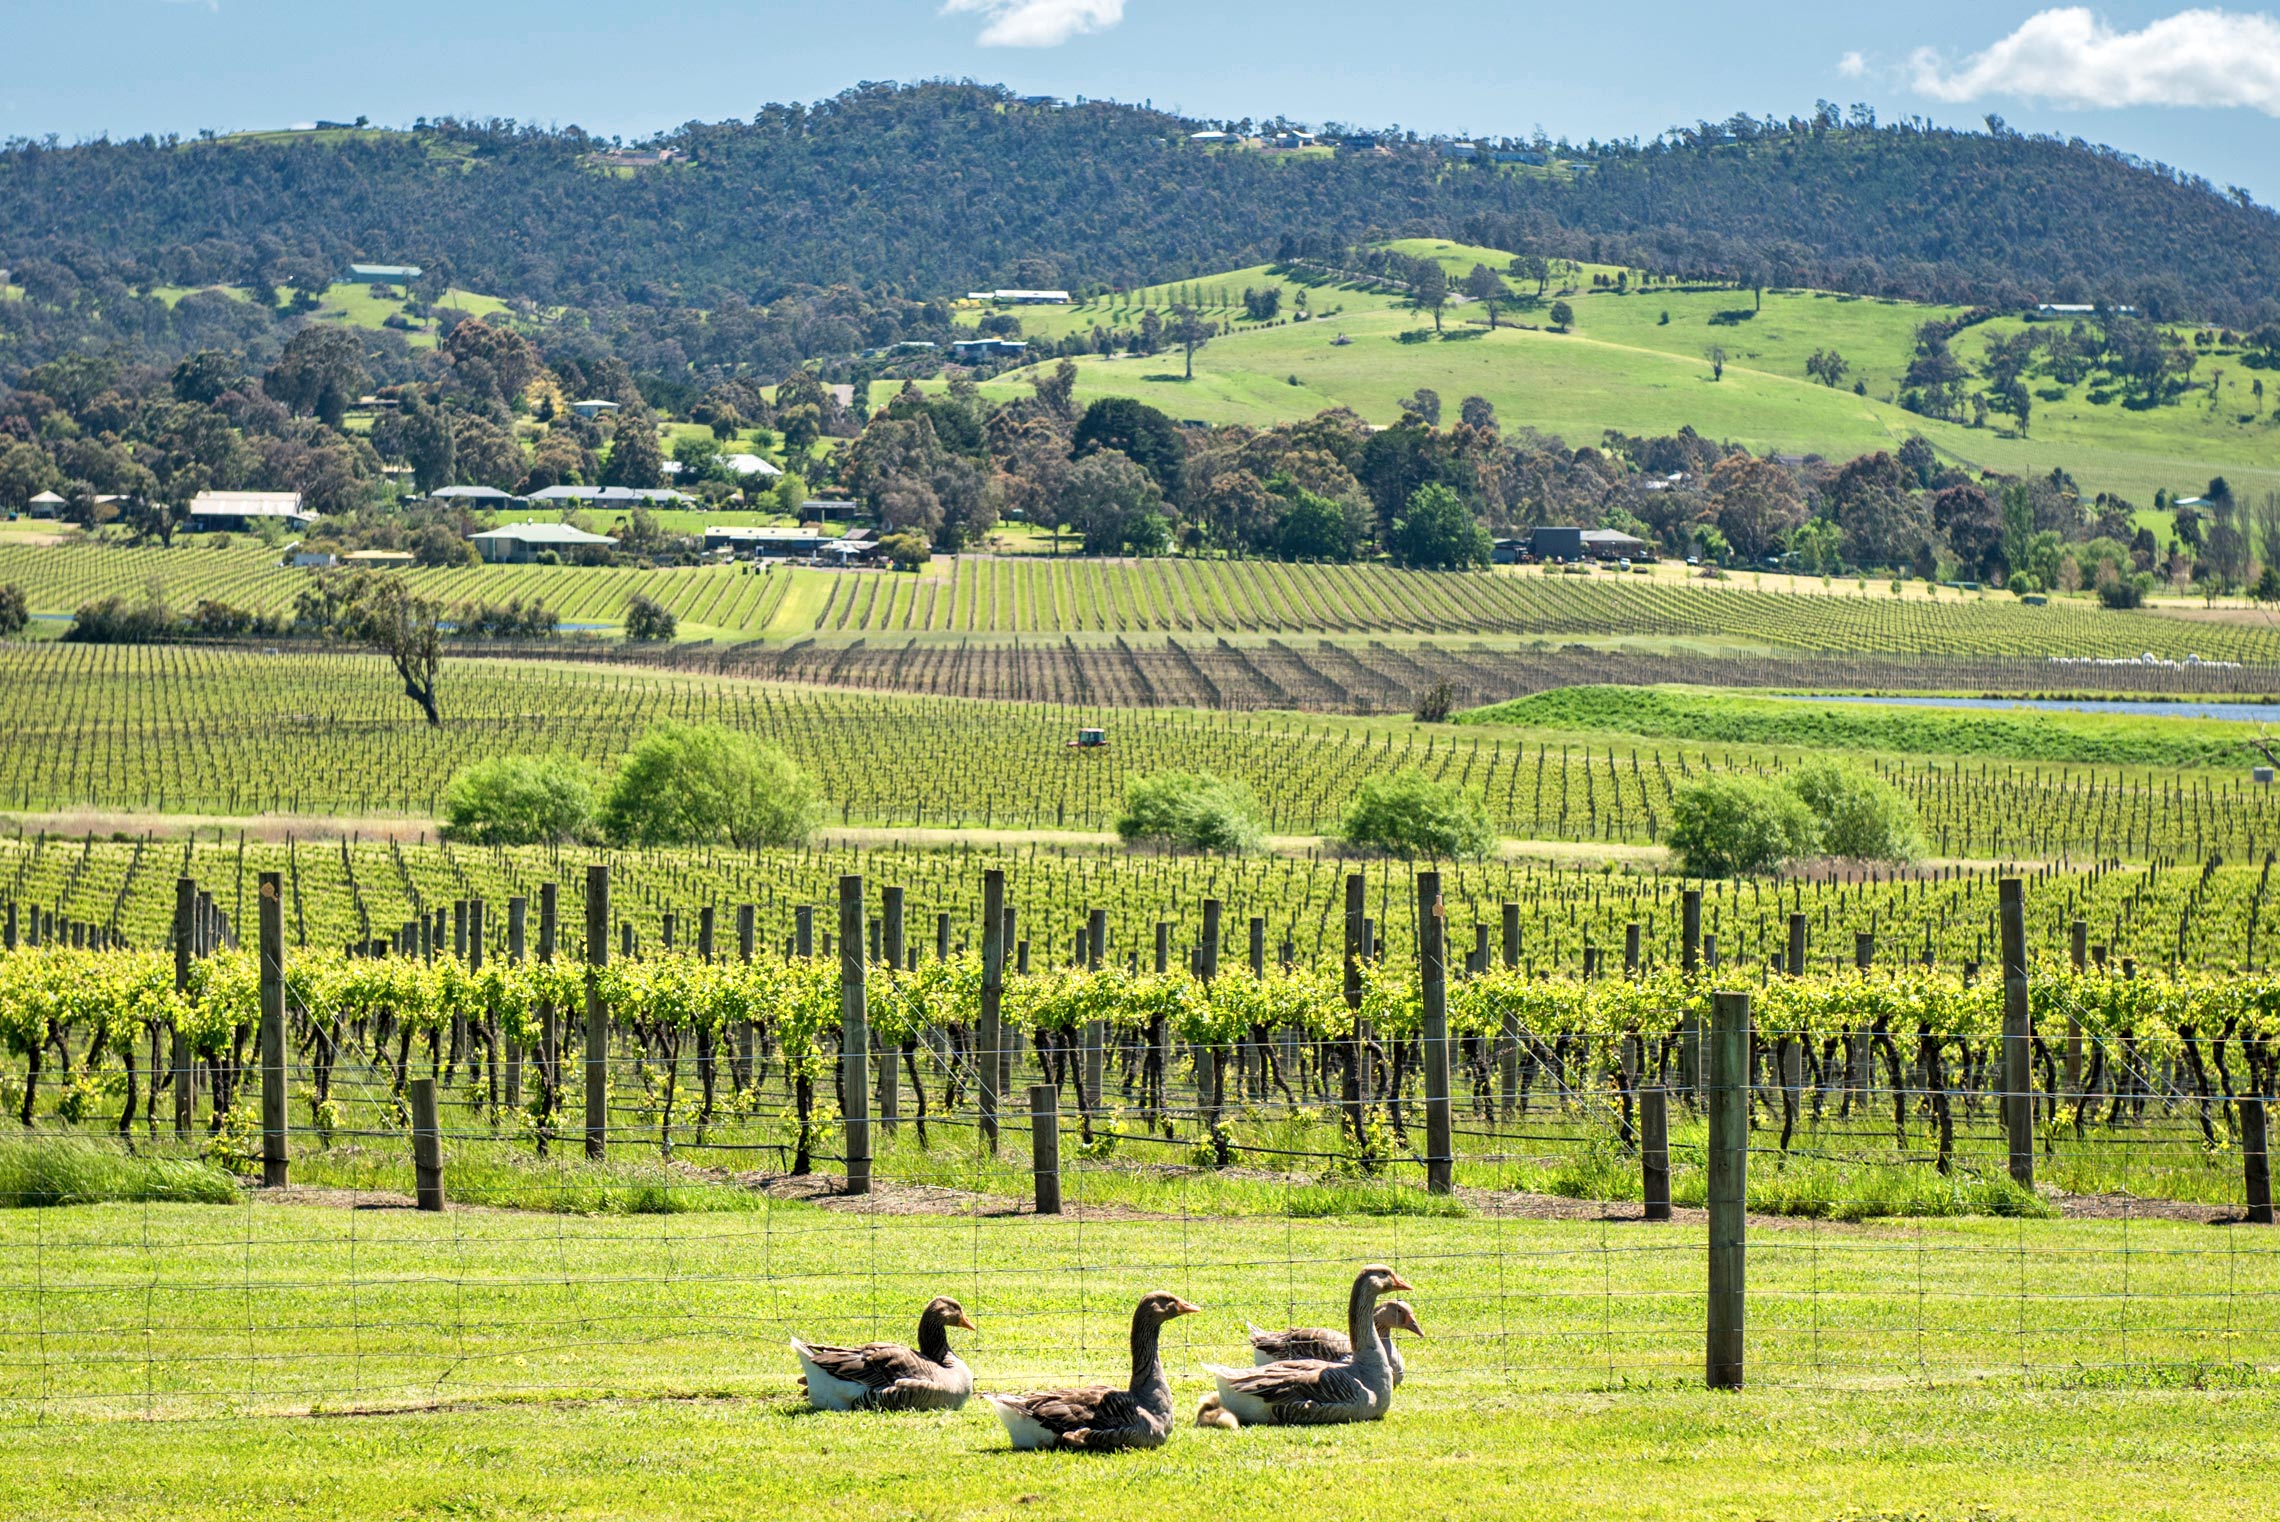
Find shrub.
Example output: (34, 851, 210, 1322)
(1115, 771, 1263, 853)
(1338, 769, 1497, 859)
(624, 592, 677, 641)
(0, 583, 28, 637)
(63, 592, 173, 644)
(1413, 680, 1456, 723)
(440, 755, 599, 846)
(599, 722, 819, 848)
(2096, 570, 2151, 610)
(1666, 776, 1817, 877)
(1786, 760, 1925, 863)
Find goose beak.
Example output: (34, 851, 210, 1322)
(1387, 1273, 1414, 1293)
(1173, 1299, 1204, 1317)
(1404, 1312, 1427, 1339)
(955, 1311, 979, 1332)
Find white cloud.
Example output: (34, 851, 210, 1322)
(1838, 50, 1868, 78)
(941, 0, 1125, 48)
(1910, 7, 2280, 113)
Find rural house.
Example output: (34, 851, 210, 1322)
(468, 522, 618, 563)
(186, 491, 314, 533)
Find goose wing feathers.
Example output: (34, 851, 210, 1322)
(992, 1386, 1160, 1449)
(797, 1341, 943, 1400)
(1247, 1325, 1351, 1364)
(1209, 1359, 1375, 1425)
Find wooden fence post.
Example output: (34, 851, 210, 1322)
(1343, 874, 1367, 1141)
(1499, 901, 1521, 1121)
(584, 863, 609, 1161)
(1999, 878, 2034, 1189)
(2067, 918, 2088, 1094)
(979, 869, 1004, 1154)
(2244, 1096, 2274, 1226)
(538, 883, 558, 1145)
(1418, 871, 1452, 1195)
(1086, 907, 1108, 1110)
(1707, 990, 1749, 1390)
(258, 871, 288, 1188)
(840, 875, 871, 1194)
(1641, 1086, 1671, 1221)
(409, 1076, 445, 1212)
(173, 877, 196, 1142)
(1030, 1083, 1062, 1215)
(505, 897, 526, 1110)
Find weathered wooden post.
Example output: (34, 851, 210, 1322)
(1030, 1082, 1062, 1215)
(538, 884, 558, 1145)
(1085, 908, 1108, 1110)
(258, 872, 288, 1188)
(1625, 921, 1642, 976)
(736, 904, 757, 1089)
(409, 1075, 445, 1211)
(2243, 1096, 2274, 1226)
(840, 874, 871, 1194)
(875, 889, 900, 1136)
(979, 869, 1005, 1154)
(795, 905, 813, 959)
(1343, 874, 1367, 1140)
(2067, 918, 2088, 1094)
(1999, 878, 2033, 1188)
(1419, 871, 1453, 1195)
(1641, 1086, 1671, 1221)
(1679, 888, 1703, 1099)
(1499, 901, 1521, 1121)
(173, 877, 197, 1142)
(505, 896, 527, 1110)
(1707, 990, 1749, 1389)
(584, 863, 609, 1161)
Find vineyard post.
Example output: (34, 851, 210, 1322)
(883, 887, 905, 968)
(1201, 898, 1224, 1147)
(1641, 1086, 1671, 1221)
(2, 903, 11, 950)
(1679, 889, 1703, 1100)
(840, 874, 871, 1195)
(172, 877, 196, 1141)
(409, 1075, 445, 1211)
(1342, 874, 1366, 1143)
(795, 906, 813, 959)
(1151, 920, 1171, 1129)
(1029, 1083, 1061, 1215)
(736, 905, 756, 1090)
(1419, 871, 1453, 1196)
(1085, 907, 1108, 1110)
(1624, 922, 1641, 976)
(505, 897, 526, 1110)
(1853, 931, 1874, 1108)
(538, 883, 558, 1147)
(1999, 878, 2034, 1188)
(1779, 913, 1806, 1148)
(2067, 919, 2088, 1093)
(1245, 914, 1265, 1097)
(2243, 1097, 2274, 1226)
(1706, 989, 1749, 1389)
(979, 869, 1005, 1154)
(584, 863, 609, 1162)
(257, 871, 288, 1189)
(1499, 902, 1521, 1122)
(936, 913, 951, 963)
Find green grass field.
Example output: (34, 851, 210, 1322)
(965, 243, 2280, 508)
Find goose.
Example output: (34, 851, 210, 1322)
(1202, 1265, 1413, 1427)
(1246, 1299, 1425, 1388)
(791, 1295, 977, 1412)
(983, 1291, 1202, 1451)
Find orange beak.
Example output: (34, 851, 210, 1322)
(1173, 1299, 1204, 1317)
(954, 1311, 979, 1332)
(1387, 1273, 1415, 1293)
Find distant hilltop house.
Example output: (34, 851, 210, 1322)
(426, 485, 520, 504)
(703, 526, 828, 557)
(1271, 130, 1318, 149)
(347, 264, 423, 285)
(1445, 142, 1480, 160)
(469, 522, 618, 564)
(966, 289, 1071, 304)
(951, 337, 1029, 364)
(569, 399, 622, 419)
(1188, 130, 1237, 144)
(187, 491, 314, 532)
(1493, 149, 1549, 166)
(722, 453, 783, 478)
(595, 147, 682, 169)
(525, 484, 692, 506)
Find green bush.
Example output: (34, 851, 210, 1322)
(1115, 771, 1263, 853)
(598, 722, 819, 848)
(624, 592, 677, 641)
(1337, 768, 1497, 859)
(1787, 760, 1925, 863)
(1666, 775, 1816, 877)
(0, 583, 26, 638)
(440, 754, 599, 845)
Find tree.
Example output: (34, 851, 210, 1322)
(1411, 260, 1449, 333)
(601, 412, 665, 488)
(1706, 454, 1805, 563)
(1706, 345, 1726, 382)
(624, 592, 677, 641)
(1805, 349, 1849, 388)
(598, 723, 820, 848)
(1072, 396, 1185, 498)
(399, 400, 457, 495)
(1825, 452, 1928, 570)
(1241, 285, 1282, 321)
(1338, 769, 1496, 859)
(1388, 482, 1489, 569)
(264, 327, 368, 429)
(1508, 254, 1551, 299)
(1458, 395, 1498, 431)
(322, 571, 445, 726)
(440, 755, 598, 846)
(1060, 449, 1168, 555)
(1547, 300, 1574, 332)
(0, 584, 26, 638)
(1401, 388, 1442, 427)
(1787, 760, 1924, 862)
(1274, 481, 1364, 562)
(1462, 264, 1507, 328)
(1932, 482, 2003, 580)
(1115, 771, 1263, 853)
(1666, 776, 1816, 877)
(1169, 305, 1211, 379)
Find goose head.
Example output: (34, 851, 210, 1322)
(1135, 1290, 1205, 1326)
(1375, 1299, 1426, 1340)
(922, 1296, 979, 1334)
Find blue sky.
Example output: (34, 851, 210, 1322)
(9, 2, 2280, 200)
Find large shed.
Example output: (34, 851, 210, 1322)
(468, 523, 618, 564)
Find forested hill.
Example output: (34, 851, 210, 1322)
(3, 81, 2278, 325)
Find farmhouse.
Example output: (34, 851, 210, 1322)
(952, 337, 1029, 363)
(26, 490, 65, 519)
(427, 485, 520, 504)
(187, 491, 314, 532)
(569, 400, 621, 419)
(703, 526, 828, 557)
(722, 453, 783, 478)
(1528, 525, 1649, 562)
(468, 522, 618, 564)
(347, 264, 423, 285)
(526, 485, 693, 506)
(798, 499, 864, 525)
